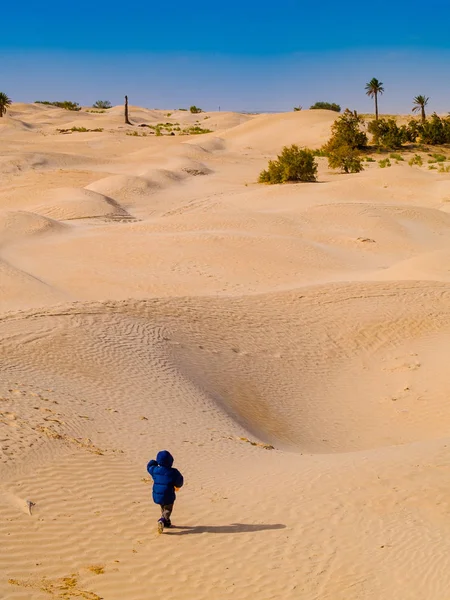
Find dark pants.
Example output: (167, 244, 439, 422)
(160, 504, 173, 523)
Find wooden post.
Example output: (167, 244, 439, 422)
(125, 95, 131, 125)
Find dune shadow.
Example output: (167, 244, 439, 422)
(166, 523, 286, 536)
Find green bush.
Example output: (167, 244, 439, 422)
(57, 127, 103, 133)
(410, 113, 450, 145)
(182, 126, 213, 135)
(409, 154, 423, 166)
(35, 100, 81, 111)
(310, 102, 341, 112)
(323, 109, 367, 154)
(259, 145, 318, 184)
(389, 153, 404, 161)
(322, 110, 366, 173)
(432, 153, 446, 162)
(368, 118, 407, 149)
(327, 146, 363, 173)
(366, 157, 376, 162)
(312, 148, 328, 157)
(439, 165, 450, 173)
(189, 105, 203, 114)
(93, 100, 112, 109)
(379, 158, 391, 168)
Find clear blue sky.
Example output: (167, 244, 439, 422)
(3, 0, 450, 112)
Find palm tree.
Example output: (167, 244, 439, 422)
(365, 78, 384, 120)
(412, 95, 429, 122)
(0, 92, 12, 117)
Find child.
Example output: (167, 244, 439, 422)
(147, 450, 184, 533)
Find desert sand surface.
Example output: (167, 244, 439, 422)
(2, 103, 450, 600)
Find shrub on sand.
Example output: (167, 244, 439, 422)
(259, 145, 318, 184)
(328, 146, 364, 173)
(310, 101, 341, 112)
(378, 158, 391, 168)
(93, 100, 112, 109)
(408, 154, 423, 167)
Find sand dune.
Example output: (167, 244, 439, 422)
(0, 210, 67, 240)
(34, 188, 134, 221)
(2, 103, 450, 600)
(221, 109, 337, 152)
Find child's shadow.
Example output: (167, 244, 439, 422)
(167, 523, 286, 535)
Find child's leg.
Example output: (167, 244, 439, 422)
(161, 504, 173, 524)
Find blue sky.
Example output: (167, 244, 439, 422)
(3, 0, 450, 112)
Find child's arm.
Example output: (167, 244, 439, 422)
(173, 469, 184, 489)
(147, 459, 158, 476)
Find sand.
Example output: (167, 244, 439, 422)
(2, 103, 450, 599)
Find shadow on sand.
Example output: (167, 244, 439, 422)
(166, 523, 286, 536)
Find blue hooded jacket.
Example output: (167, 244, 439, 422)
(147, 450, 184, 505)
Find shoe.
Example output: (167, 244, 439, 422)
(165, 519, 172, 528)
(157, 518, 165, 534)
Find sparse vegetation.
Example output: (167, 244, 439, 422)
(239, 437, 275, 450)
(0, 92, 12, 117)
(35, 100, 81, 111)
(189, 105, 203, 114)
(293, 106, 302, 111)
(182, 125, 212, 135)
(378, 158, 391, 168)
(9, 572, 102, 600)
(366, 156, 376, 162)
(87, 109, 106, 114)
(409, 154, 423, 166)
(93, 100, 112, 109)
(259, 145, 318, 184)
(310, 101, 341, 112)
(390, 153, 404, 161)
(57, 127, 103, 134)
(87, 565, 105, 575)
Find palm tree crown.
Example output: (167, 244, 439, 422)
(412, 95, 429, 122)
(365, 78, 384, 120)
(0, 92, 12, 117)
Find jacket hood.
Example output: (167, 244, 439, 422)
(157, 450, 174, 468)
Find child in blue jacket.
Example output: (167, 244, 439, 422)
(147, 450, 184, 533)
